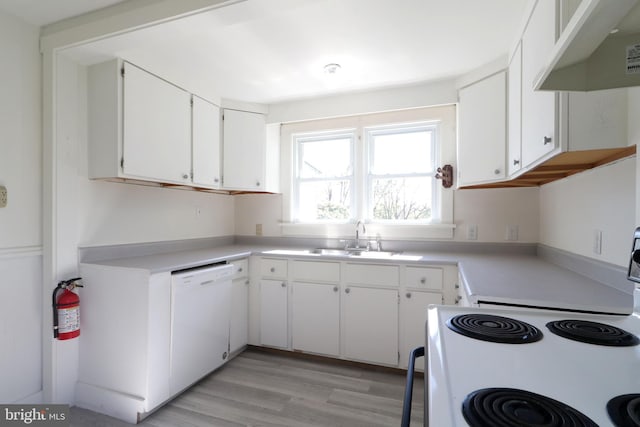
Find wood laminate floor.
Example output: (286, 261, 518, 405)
(70, 348, 424, 427)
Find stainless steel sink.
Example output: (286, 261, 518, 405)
(312, 248, 402, 258)
(263, 248, 421, 261)
(308, 248, 352, 256)
(348, 250, 400, 258)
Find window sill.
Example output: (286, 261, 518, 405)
(280, 222, 456, 240)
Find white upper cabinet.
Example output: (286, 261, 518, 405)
(122, 62, 192, 184)
(508, 42, 523, 176)
(457, 71, 507, 187)
(222, 109, 267, 191)
(88, 59, 223, 190)
(192, 96, 221, 188)
(521, 0, 558, 168)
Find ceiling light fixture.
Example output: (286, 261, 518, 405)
(324, 63, 341, 75)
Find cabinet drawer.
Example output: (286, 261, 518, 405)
(230, 258, 248, 279)
(344, 263, 399, 287)
(405, 266, 443, 290)
(291, 260, 340, 283)
(260, 258, 287, 279)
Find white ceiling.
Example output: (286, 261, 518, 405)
(0, 0, 127, 26)
(2, 0, 529, 104)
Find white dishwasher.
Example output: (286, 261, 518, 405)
(170, 262, 233, 395)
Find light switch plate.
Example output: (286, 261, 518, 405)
(0, 185, 6, 208)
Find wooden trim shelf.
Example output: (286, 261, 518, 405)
(460, 146, 636, 189)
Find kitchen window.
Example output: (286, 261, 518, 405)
(366, 123, 438, 222)
(294, 130, 355, 222)
(280, 105, 456, 239)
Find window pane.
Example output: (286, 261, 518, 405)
(299, 137, 352, 178)
(372, 177, 432, 220)
(370, 130, 433, 174)
(298, 180, 351, 221)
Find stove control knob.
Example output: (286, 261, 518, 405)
(633, 249, 640, 264)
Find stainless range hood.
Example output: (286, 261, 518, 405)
(536, 0, 640, 91)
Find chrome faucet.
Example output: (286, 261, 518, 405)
(355, 220, 366, 248)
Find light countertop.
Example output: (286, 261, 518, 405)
(80, 244, 634, 315)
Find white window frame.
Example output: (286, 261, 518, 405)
(364, 121, 440, 223)
(280, 106, 456, 240)
(292, 129, 356, 223)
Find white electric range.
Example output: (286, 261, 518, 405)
(425, 305, 640, 426)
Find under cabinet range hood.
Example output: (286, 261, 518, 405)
(536, 0, 640, 91)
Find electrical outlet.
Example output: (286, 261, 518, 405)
(506, 225, 519, 241)
(467, 224, 478, 240)
(593, 230, 602, 255)
(256, 224, 263, 236)
(0, 185, 6, 208)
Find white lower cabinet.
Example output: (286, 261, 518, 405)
(259, 279, 288, 348)
(343, 286, 399, 366)
(400, 291, 442, 370)
(292, 282, 340, 356)
(252, 256, 455, 369)
(230, 258, 249, 354)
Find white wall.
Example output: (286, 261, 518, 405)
(234, 188, 541, 243)
(267, 79, 457, 124)
(539, 157, 636, 267)
(454, 188, 539, 243)
(0, 10, 43, 403)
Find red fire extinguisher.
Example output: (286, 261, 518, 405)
(52, 278, 83, 340)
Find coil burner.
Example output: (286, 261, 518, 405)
(607, 394, 640, 427)
(446, 313, 543, 344)
(463, 388, 598, 427)
(546, 319, 640, 347)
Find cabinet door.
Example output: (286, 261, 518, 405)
(508, 42, 522, 176)
(222, 109, 266, 190)
(192, 96, 221, 188)
(122, 62, 191, 184)
(230, 277, 249, 353)
(457, 72, 507, 186)
(521, 0, 557, 167)
(400, 291, 442, 370)
(259, 279, 288, 349)
(343, 286, 398, 366)
(292, 282, 340, 356)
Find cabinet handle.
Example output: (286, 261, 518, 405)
(406, 292, 412, 298)
(333, 286, 339, 292)
(455, 296, 462, 304)
(420, 277, 426, 284)
(245, 280, 250, 285)
(256, 181, 261, 187)
(270, 267, 275, 273)
(214, 178, 220, 183)
(513, 159, 520, 166)
(281, 282, 286, 288)
(455, 284, 460, 289)
(494, 169, 501, 175)
(345, 288, 351, 294)
(238, 267, 243, 272)
(543, 136, 552, 145)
